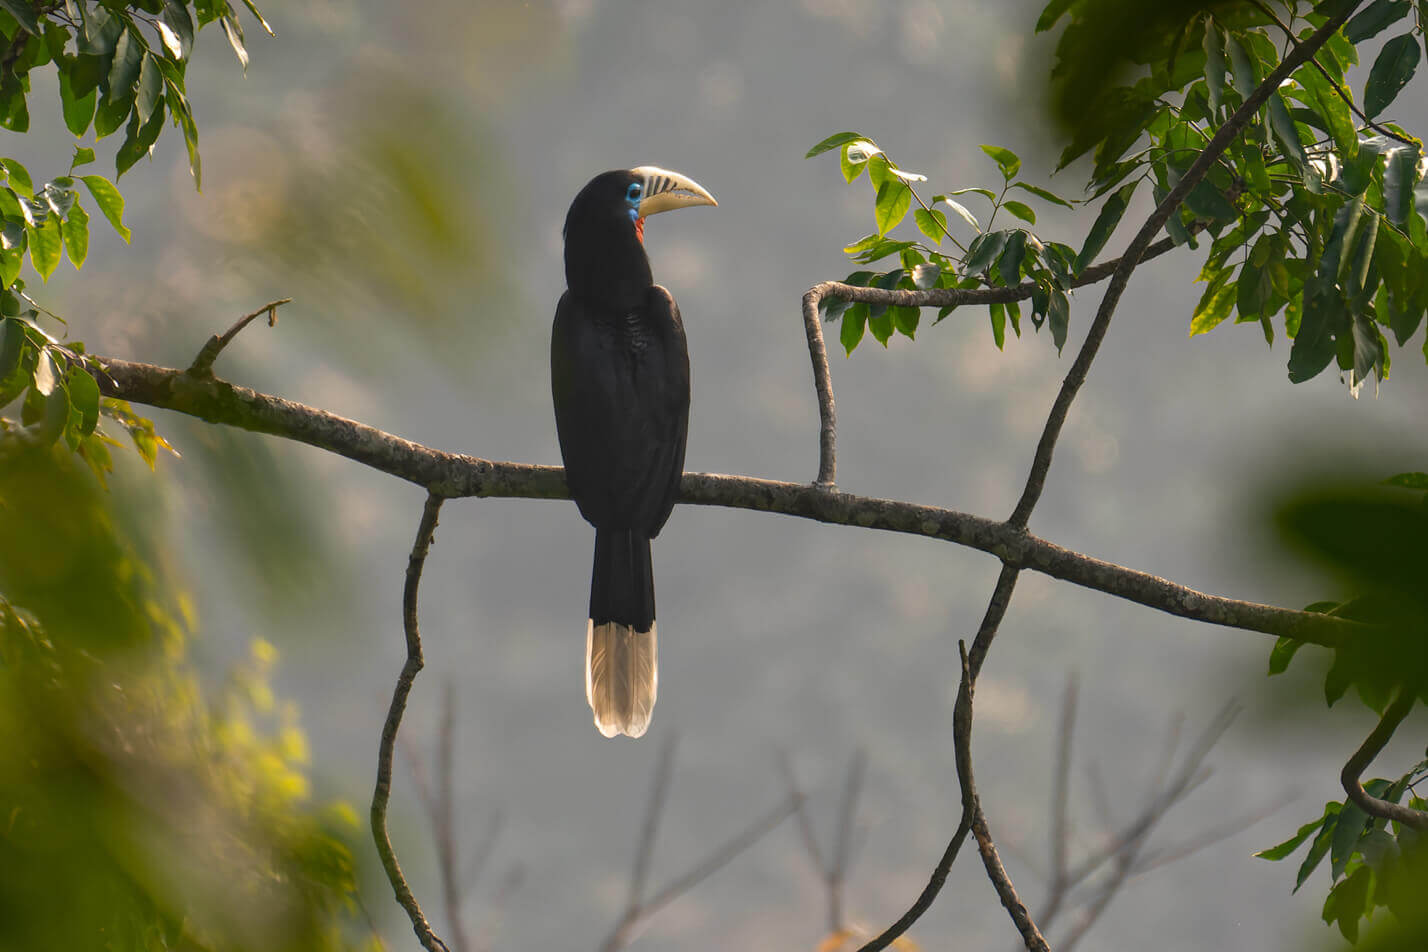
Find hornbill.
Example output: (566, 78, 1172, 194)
(552, 167, 717, 738)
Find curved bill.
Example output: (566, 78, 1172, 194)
(632, 166, 718, 216)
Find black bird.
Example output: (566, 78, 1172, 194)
(552, 167, 717, 738)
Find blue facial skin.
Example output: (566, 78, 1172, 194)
(626, 181, 642, 221)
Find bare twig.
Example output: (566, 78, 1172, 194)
(91, 354, 1363, 648)
(371, 492, 450, 952)
(1030, 676, 1079, 934)
(599, 744, 800, 952)
(956, 641, 1052, 952)
(856, 564, 1024, 952)
(1006, 4, 1361, 529)
(781, 751, 865, 934)
(630, 735, 678, 911)
(830, 750, 867, 932)
(800, 287, 839, 487)
(186, 297, 292, 378)
(1341, 685, 1428, 831)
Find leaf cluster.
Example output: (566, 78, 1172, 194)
(809, 0, 1428, 391)
(806, 133, 1079, 355)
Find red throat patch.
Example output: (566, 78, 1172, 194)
(635, 216, 645, 243)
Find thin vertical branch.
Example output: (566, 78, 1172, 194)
(829, 749, 867, 932)
(801, 287, 839, 487)
(855, 563, 1022, 952)
(630, 735, 679, 909)
(372, 492, 450, 952)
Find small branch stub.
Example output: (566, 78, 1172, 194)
(187, 297, 293, 378)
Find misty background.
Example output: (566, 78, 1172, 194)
(17, 0, 1428, 947)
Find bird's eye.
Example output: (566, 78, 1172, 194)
(626, 183, 642, 201)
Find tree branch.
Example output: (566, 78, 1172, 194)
(186, 297, 292, 378)
(1006, 3, 1361, 529)
(956, 639, 1051, 952)
(372, 492, 450, 952)
(1341, 685, 1428, 831)
(89, 355, 1360, 648)
(801, 288, 839, 487)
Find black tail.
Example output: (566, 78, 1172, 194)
(589, 528, 655, 630)
(586, 529, 657, 738)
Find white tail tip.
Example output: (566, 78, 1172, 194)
(585, 620, 658, 738)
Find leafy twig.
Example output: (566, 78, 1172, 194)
(1341, 685, 1428, 831)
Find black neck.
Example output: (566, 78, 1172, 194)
(564, 215, 652, 311)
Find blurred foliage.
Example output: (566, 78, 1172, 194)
(1254, 473, 1428, 945)
(810, 0, 1428, 395)
(0, 447, 373, 951)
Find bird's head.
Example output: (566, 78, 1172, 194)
(563, 166, 716, 303)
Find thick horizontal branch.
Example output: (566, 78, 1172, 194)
(94, 356, 1357, 648)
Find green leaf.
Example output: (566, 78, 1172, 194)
(1330, 800, 1370, 881)
(158, 0, 194, 60)
(78, 5, 122, 56)
(1268, 636, 1305, 675)
(980, 144, 1021, 180)
(26, 214, 61, 279)
(1323, 865, 1372, 943)
(1257, 812, 1328, 861)
(1226, 34, 1257, 96)
(108, 26, 144, 97)
(914, 207, 947, 244)
(32, 346, 57, 395)
(1267, 92, 1310, 173)
(940, 197, 980, 232)
(1075, 181, 1136, 273)
(1035, 0, 1074, 32)
(1384, 145, 1419, 226)
(839, 143, 866, 183)
(1364, 34, 1419, 118)
(135, 53, 162, 123)
(220, 13, 248, 71)
(79, 174, 131, 242)
(61, 201, 87, 269)
(998, 229, 1027, 284)
(989, 301, 1006, 349)
(1346, 0, 1412, 42)
(0, 72, 29, 133)
(1, 157, 33, 198)
(1010, 181, 1073, 208)
(806, 131, 864, 158)
(1190, 271, 1236, 335)
(1047, 288, 1070, 353)
(66, 363, 100, 436)
(963, 230, 1010, 275)
(1203, 19, 1226, 114)
(943, 186, 997, 201)
(892, 304, 918, 338)
(1295, 66, 1357, 159)
(1003, 200, 1036, 224)
(840, 302, 867, 355)
(1294, 805, 1342, 892)
(1183, 180, 1237, 221)
(0, 0, 40, 35)
(238, 0, 275, 36)
(69, 145, 95, 171)
(1384, 472, 1428, 489)
(57, 59, 97, 136)
(114, 105, 164, 178)
(868, 304, 893, 346)
(874, 180, 912, 236)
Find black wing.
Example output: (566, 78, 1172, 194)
(552, 285, 690, 535)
